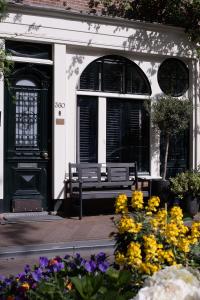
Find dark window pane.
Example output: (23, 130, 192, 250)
(15, 87, 39, 147)
(79, 61, 100, 91)
(6, 41, 52, 60)
(106, 103, 121, 162)
(158, 58, 189, 97)
(126, 63, 151, 94)
(102, 59, 124, 92)
(160, 130, 189, 178)
(78, 96, 98, 162)
(106, 99, 149, 172)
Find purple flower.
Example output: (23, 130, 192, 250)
(4, 278, 12, 286)
(0, 275, 5, 282)
(75, 253, 85, 264)
(31, 268, 43, 282)
(96, 252, 106, 262)
(52, 262, 65, 273)
(84, 260, 97, 273)
(54, 256, 62, 262)
(75, 253, 81, 259)
(17, 272, 26, 282)
(69, 262, 77, 270)
(98, 261, 109, 273)
(39, 257, 49, 268)
(24, 264, 31, 273)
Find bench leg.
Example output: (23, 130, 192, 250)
(79, 195, 83, 220)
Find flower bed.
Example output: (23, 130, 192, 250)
(0, 252, 136, 299)
(1, 191, 200, 299)
(114, 192, 200, 276)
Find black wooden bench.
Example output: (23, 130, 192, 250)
(67, 162, 149, 219)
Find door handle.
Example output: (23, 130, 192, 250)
(40, 151, 49, 159)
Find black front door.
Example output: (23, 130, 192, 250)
(4, 64, 52, 212)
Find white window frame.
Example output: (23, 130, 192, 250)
(76, 90, 151, 175)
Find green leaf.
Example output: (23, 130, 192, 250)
(117, 270, 132, 286)
(106, 267, 120, 280)
(71, 275, 103, 299)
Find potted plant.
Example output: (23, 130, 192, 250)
(170, 170, 200, 216)
(147, 95, 192, 201)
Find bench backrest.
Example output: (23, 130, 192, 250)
(106, 163, 137, 182)
(69, 162, 138, 188)
(69, 163, 101, 183)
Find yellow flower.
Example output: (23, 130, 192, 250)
(66, 280, 73, 290)
(115, 251, 127, 265)
(143, 235, 162, 262)
(139, 262, 160, 275)
(165, 222, 179, 245)
(115, 194, 128, 214)
(177, 238, 191, 253)
(170, 206, 183, 224)
(131, 190, 144, 210)
(150, 209, 167, 232)
(117, 215, 142, 234)
(126, 242, 142, 267)
(146, 196, 160, 212)
(189, 236, 198, 245)
(146, 211, 152, 216)
(157, 249, 175, 265)
(178, 223, 189, 236)
(191, 222, 200, 238)
(21, 282, 30, 290)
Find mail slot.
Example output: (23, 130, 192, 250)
(18, 163, 38, 168)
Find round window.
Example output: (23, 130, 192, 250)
(158, 58, 189, 97)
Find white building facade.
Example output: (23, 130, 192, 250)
(0, 3, 199, 213)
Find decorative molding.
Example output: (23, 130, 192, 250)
(7, 2, 186, 35)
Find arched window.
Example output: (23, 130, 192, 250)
(77, 55, 151, 173)
(79, 55, 151, 95)
(16, 79, 36, 87)
(158, 58, 189, 97)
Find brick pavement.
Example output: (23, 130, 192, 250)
(0, 214, 116, 276)
(0, 214, 116, 248)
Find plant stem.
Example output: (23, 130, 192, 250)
(163, 134, 169, 180)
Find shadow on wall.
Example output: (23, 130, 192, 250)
(7, 10, 193, 83)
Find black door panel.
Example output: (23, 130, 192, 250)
(4, 64, 52, 212)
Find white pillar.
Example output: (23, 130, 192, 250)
(53, 44, 67, 204)
(98, 97, 106, 163)
(0, 39, 4, 211)
(65, 52, 77, 170)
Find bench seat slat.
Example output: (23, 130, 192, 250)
(72, 190, 149, 199)
(81, 190, 133, 199)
